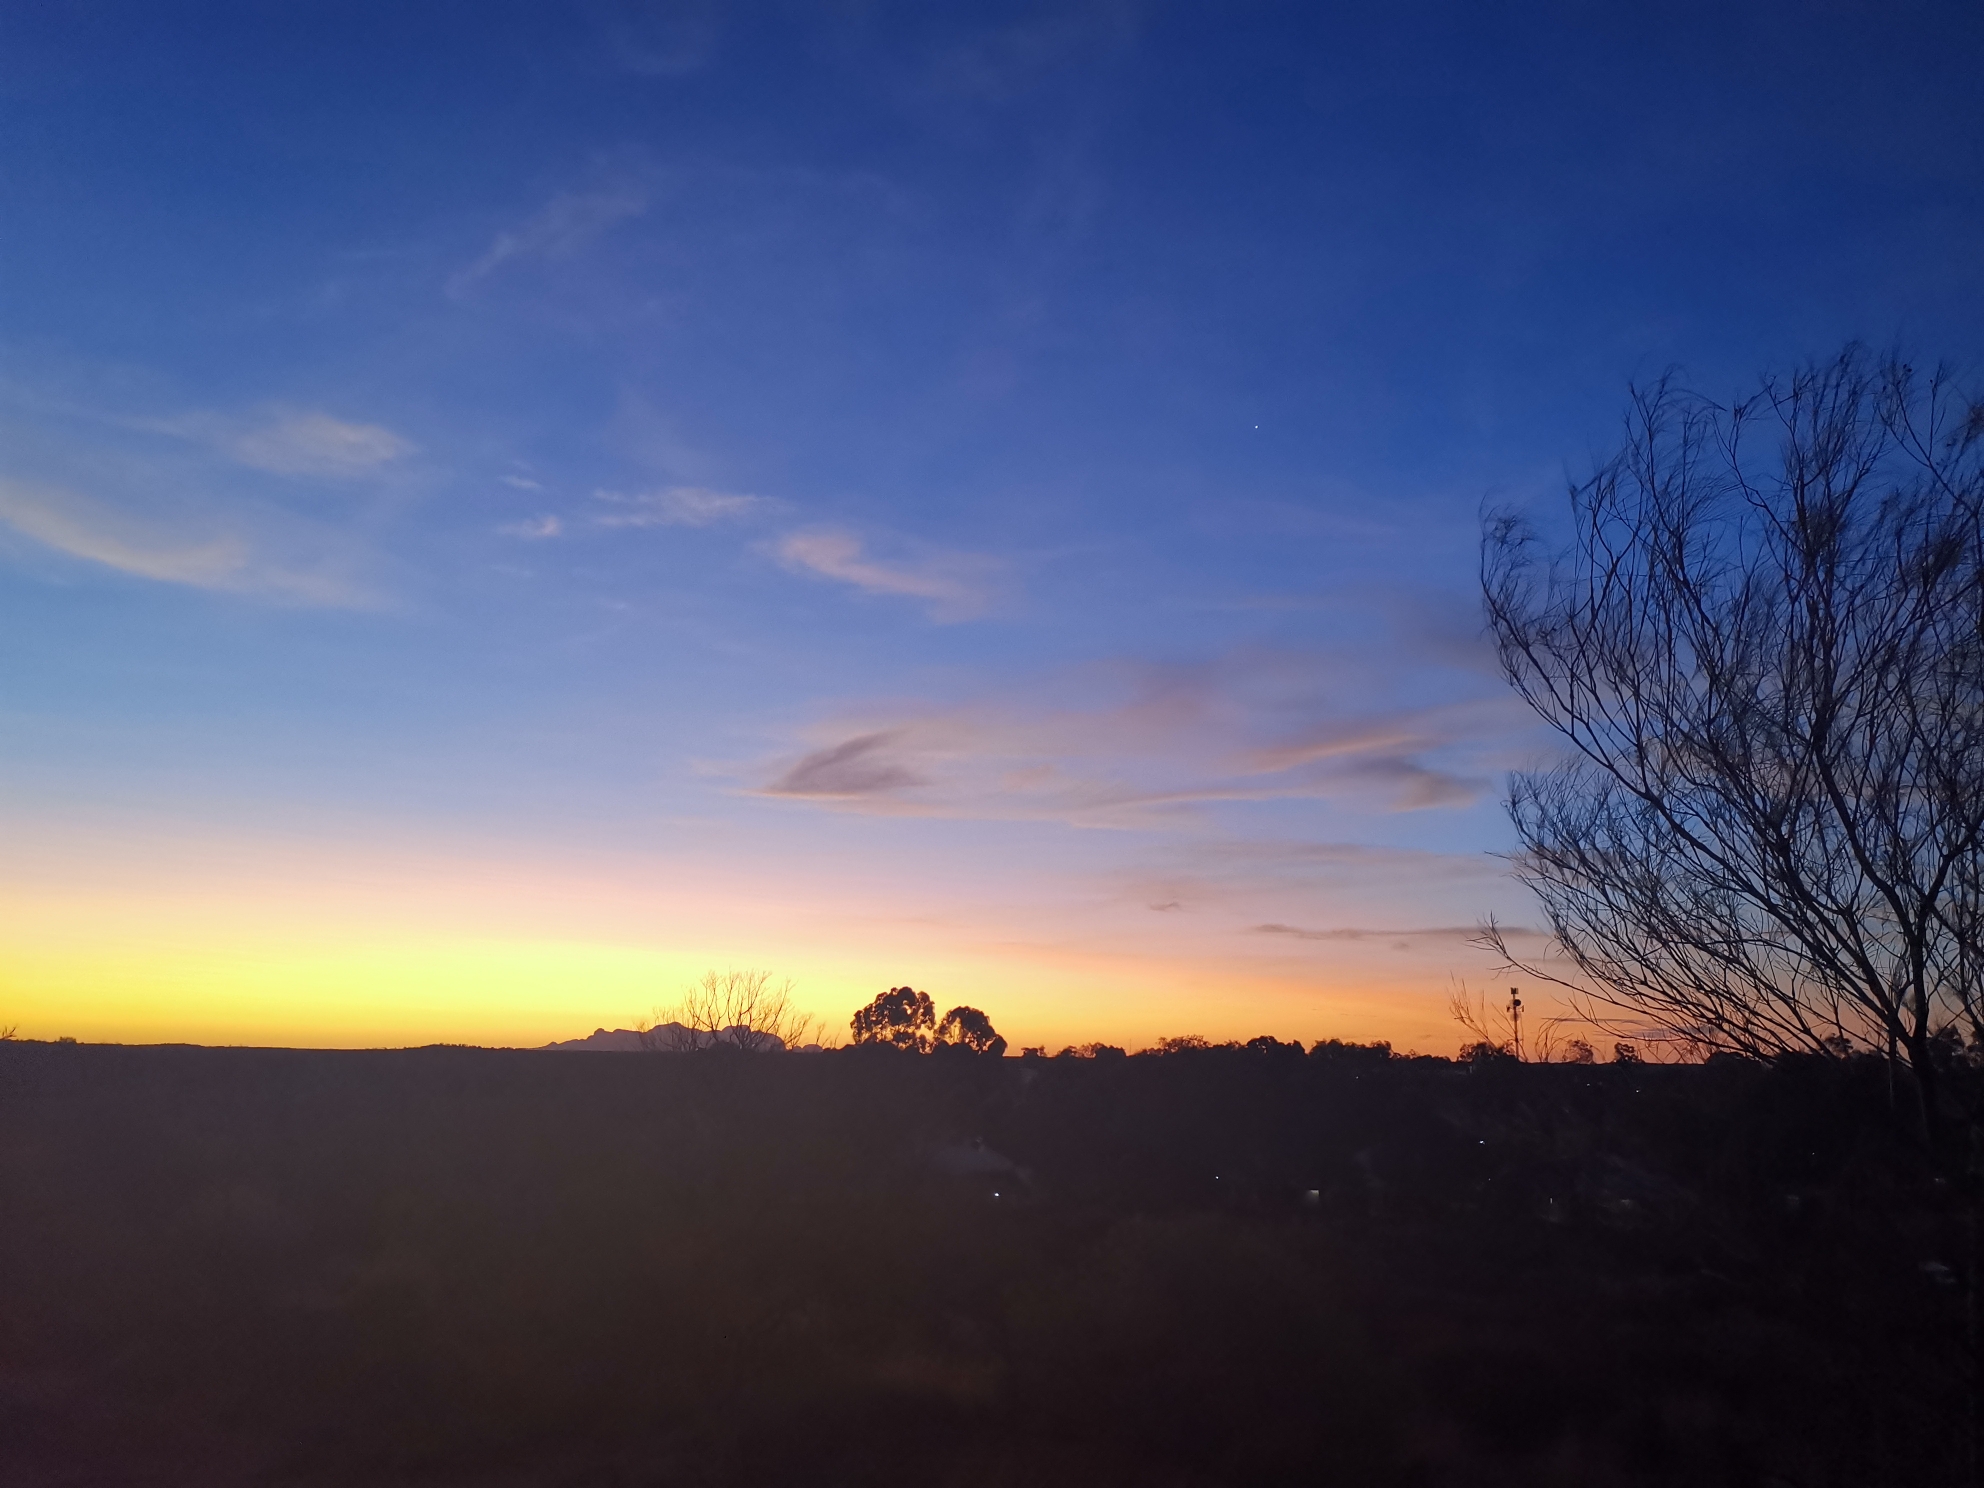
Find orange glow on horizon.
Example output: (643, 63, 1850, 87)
(1, 816, 1506, 1056)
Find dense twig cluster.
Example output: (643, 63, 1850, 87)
(640, 970, 824, 1052)
(1482, 347, 1984, 1126)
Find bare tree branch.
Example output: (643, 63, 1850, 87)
(641, 970, 823, 1053)
(1482, 347, 1984, 1133)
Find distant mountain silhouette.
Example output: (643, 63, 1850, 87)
(539, 1026, 671, 1051)
(539, 1024, 824, 1052)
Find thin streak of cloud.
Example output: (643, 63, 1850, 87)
(499, 515, 563, 540)
(1247, 727, 1425, 774)
(1253, 922, 1548, 944)
(226, 411, 413, 477)
(1113, 838, 1526, 945)
(448, 183, 651, 297)
(0, 479, 243, 586)
(500, 474, 544, 492)
(748, 650, 1520, 824)
(136, 407, 415, 479)
(774, 528, 997, 621)
(1332, 754, 1486, 811)
(1145, 837, 1516, 893)
(595, 486, 770, 528)
(765, 732, 926, 797)
(0, 478, 373, 607)
(1253, 922, 1495, 954)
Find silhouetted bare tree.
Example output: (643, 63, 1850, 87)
(1448, 986, 1523, 1062)
(1447, 984, 1598, 1063)
(1482, 347, 1984, 1132)
(642, 970, 821, 1052)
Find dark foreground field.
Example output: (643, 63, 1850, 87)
(0, 1040, 1973, 1486)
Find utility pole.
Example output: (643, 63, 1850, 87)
(1508, 988, 1523, 1063)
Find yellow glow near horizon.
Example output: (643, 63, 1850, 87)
(1, 922, 1469, 1052)
(0, 819, 1495, 1054)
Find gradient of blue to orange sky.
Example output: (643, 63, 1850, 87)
(4, 2, 1982, 1052)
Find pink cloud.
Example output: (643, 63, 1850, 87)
(752, 651, 1526, 822)
(773, 528, 997, 621)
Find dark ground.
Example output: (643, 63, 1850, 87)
(0, 1039, 1973, 1486)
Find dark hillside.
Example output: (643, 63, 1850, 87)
(0, 1042, 1970, 1485)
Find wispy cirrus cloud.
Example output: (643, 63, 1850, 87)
(0, 370, 414, 485)
(756, 650, 1528, 823)
(448, 180, 652, 298)
(774, 527, 998, 621)
(767, 731, 927, 796)
(595, 486, 771, 528)
(135, 406, 415, 479)
(1253, 921, 1550, 946)
(1247, 734, 1487, 811)
(1099, 836, 1527, 944)
(224, 410, 413, 477)
(1136, 837, 1514, 899)
(499, 514, 563, 540)
(0, 477, 374, 607)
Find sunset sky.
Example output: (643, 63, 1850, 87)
(5, 1, 1982, 1051)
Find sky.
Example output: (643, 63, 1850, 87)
(3, 0, 1982, 1052)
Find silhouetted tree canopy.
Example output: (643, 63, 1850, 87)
(936, 1005, 1007, 1056)
(1483, 347, 1984, 1131)
(1243, 1036, 1305, 1056)
(851, 986, 936, 1051)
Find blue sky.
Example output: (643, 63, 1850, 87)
(4, 1, 1982, 1048)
